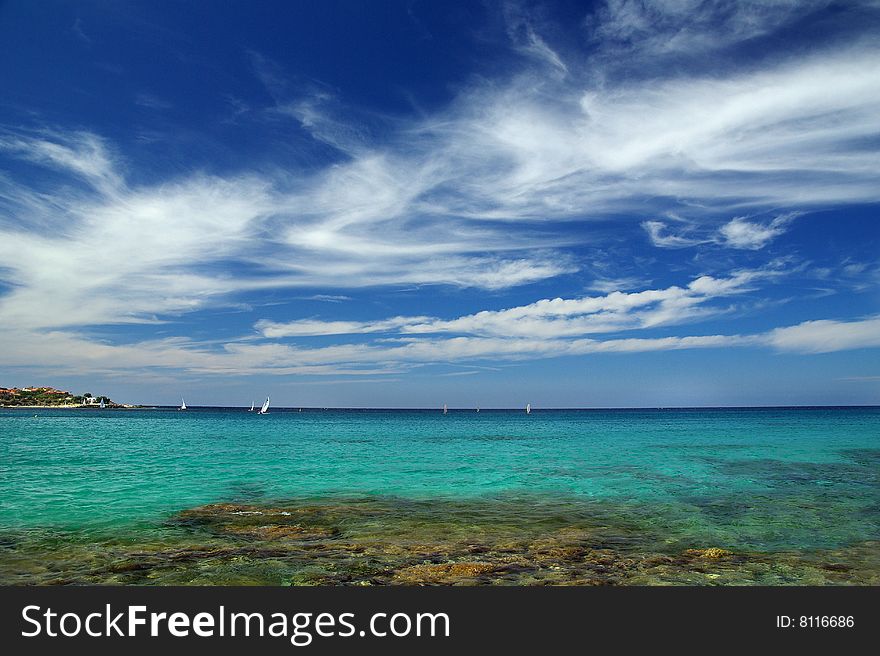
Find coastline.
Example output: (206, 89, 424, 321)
(1, 404, 85, 409)
(0, 386, 128, 409)
(1, 404, 136, 409)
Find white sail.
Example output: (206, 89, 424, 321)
(443, 403, 448, 415)
(99, 399, 105, 409)
(526, 403, 531, 414)
(258, 397, 270, 414)
(180, 398, 187, 411)
(248, 401, 254, 412)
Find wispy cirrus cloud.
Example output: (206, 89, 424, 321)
(299, 294, 352, 303)
(642, 219, 710, 248)
(0, 127, 573, 335)
(257, 266, 787, 340)
(71, 17, 92, 45)
(134, 92, 172, 110)
(588, 0, 833, 63)
(256, 316, 433, 338)
(3, 312, 878, 378)
(502, 1, 569, 75)
(1, 0, 879, 385)
(719, 213, 801, 250)
(5, 21, 878, 336)
(644, 212, 802, 250)
(0, 129, 122, 195)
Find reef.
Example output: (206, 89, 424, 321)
(1, 497, 877, 586)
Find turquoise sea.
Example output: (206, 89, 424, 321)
(1, 407, 878, 585)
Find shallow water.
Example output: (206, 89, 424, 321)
(1, 407, 878, 584)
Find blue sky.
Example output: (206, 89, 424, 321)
(0, 0, 878, 407)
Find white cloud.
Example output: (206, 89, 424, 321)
(503, 6, 568, 75)
(255, 266, 785, 341)
(590, 0, 832, 60)
(274, 93, 372, 156)
(0, 129, 572, 334)
(4, 313, 878, 379)
(256, 316, 432, 338)
(5, 28, 878, 331)
(300, 294, 352, 303)
(719, 212, 800, 249)
(764, 316, 880, 353)
(0, 161, 276, 330)
(642, 220, 708, 248)
(403, 269, 776, 337)
(645, 212, 802, 249)
(0, 130, 121, 195)
(2, 3, 879, 383)
(588, 277, 647, 293)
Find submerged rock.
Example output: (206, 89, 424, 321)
(684, 547, 735, 559)
(5, 496, 877, 586)
(224, 524, 336, 540)
(170, 503, 337, 540)
(393, 562, 500, 584)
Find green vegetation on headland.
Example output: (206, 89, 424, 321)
(0, 386, 129, 408)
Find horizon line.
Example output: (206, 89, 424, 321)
(103, 404, 880, 410)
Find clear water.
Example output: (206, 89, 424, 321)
(1, 407, 878, 584)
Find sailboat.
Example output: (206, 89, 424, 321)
(99, 399, 105, 409)
(443, 404, 448, 415)
(476, 407, 480, 413)
(258, 397, 270, 415)
(526, 403, 531, 415)
(179, 398, 187, 411)
(248, 401, 255, 412)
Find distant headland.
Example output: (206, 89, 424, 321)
(0, 386, 132, 408)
